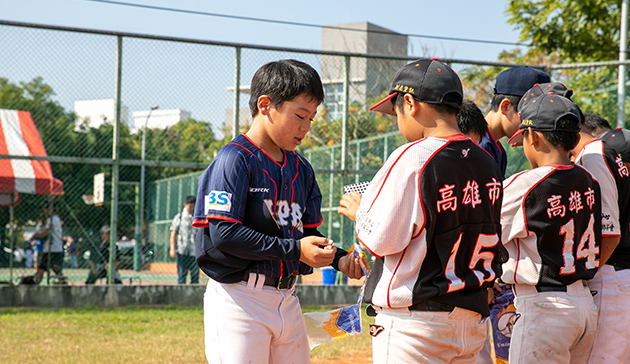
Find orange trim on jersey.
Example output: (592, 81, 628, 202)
(366, 138, 425, 213)
(387, 247, 409, 308)
(226, 141, 255, 155)
(192, 220, 209, 228)
(241, 133, 286, 168)
(303, 217, 323, 229)
(356, 235, 382, 258)
(438, 133, 468, 141)
(207, 215, 242, 224)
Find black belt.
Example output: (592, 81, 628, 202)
(409, 300, 455, 312)
(614, 265, 629, 271)
(242, 271, 297, 290)
(535, 285, 567, 292)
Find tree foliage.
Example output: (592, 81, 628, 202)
(0, 77, 221, 236)
(506, 0, 621, 62)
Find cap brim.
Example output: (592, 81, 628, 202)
(507, 128, 526, 147)
(369, 93, 397, 115)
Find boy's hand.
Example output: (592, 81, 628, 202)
(338, 254, 364, 280)
(299, 237, 336, 268)
(338, 192, 362, 222)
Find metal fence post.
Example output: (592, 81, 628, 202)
(337, 55, 350, 285)
(108, 35, 123, 285)
(618, 0, 629, 128)
(232, 47, 241, 139)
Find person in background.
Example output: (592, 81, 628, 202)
(85, 225, 122, 284)
(31, 203, 65, 284)
(169, 195, 199, 284)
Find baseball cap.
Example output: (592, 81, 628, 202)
(599, 128, 630, 162)
(100, 225, 111, 234)
(508, 93, 581, 146)
(494, 67, 551, 97)
(370, 58, 463, 116)
(518, 82, 573, 117)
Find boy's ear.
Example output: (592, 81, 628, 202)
(527, 127, 539, 145)
(403, 94, 419, 116)
(499, 98, 513, 116)
(257, 95, 272, 116)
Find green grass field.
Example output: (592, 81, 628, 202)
(0, 305, 373, 364)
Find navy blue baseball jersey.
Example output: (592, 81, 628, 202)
(193, 134, 323, 279)
(477, 132, 507, 179)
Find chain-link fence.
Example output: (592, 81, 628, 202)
(0, 20, 626, 288)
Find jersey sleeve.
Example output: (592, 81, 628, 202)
(355, 145, 424, 257)
(170, 213, 181, 232)
(579, 152, 621, 237)
(193, 145, 251, 227)
(500, 169, 549, 243)
(299, 156, 323, 229)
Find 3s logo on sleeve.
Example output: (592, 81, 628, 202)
(205, 190, 232, 213)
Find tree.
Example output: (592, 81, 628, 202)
(505, 1, 628, 125)
(506, 1, 621, 63)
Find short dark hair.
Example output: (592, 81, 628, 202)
(583, 113, 612, 134)
(185, 195, 196, 205)
(393, 92, 461, 116)
(249, 59, 325, 117)
(527, 116, 580, 151)
(457, 100, 488, 139)
(490, 94, 521, 112)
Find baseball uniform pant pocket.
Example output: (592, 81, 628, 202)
(510, 292, 597, 364)
(372, 307, 485, 364)
(203, 279, 309, 364)
(587, 266, 630, 364)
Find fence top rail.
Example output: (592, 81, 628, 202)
(0, 19, 540, 67)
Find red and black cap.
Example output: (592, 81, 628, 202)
(508, 92, 581, 146)
(599, 128, 630, 162)
(494, 67, 550, 97)
(518, 82, 573, 111)
(370, 58, 463, 116)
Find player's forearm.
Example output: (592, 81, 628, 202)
(599, 236, 621, 267)
(208, 219, 301, 262)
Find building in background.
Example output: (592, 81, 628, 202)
(222, 21, 408, 130)
(74, 99, 130, 131)
(132, 108, 192, 133)
(321, 22, 407, 120)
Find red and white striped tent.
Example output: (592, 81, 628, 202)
(0, 109, 64, 197)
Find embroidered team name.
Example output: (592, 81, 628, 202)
(249, 187, 270, 193)
(393, 84, 415, 94)
(521, 119, 533, 125)
(437, 178, 502, 212)
(546, 188, 595, 219)
(205, 190, 232, 213)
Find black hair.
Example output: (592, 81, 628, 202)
(249, 59, 325, 117)
(526, 116, 580, 151)
(393, 92, 461, 116)
(185, 195, 196, 205)
(490, 94, 521, 112)
(583, 113, 612, 134)
(457, 99, 488, 139)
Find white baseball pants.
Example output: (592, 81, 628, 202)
(203, 277, 310, 364)
(509, 280, 598, 364)
(371, 306, 487, 364)
(587, 265, 630, 364)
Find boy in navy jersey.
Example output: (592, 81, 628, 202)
(339, 59, 507, 364)
(502, 92, 610, 363)
(193, 59, 363, 364)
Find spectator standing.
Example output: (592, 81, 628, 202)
(170, 195, 199, 284)
(31, 203, 65, 284)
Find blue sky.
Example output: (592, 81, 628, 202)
(0, 0, 525, 133)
